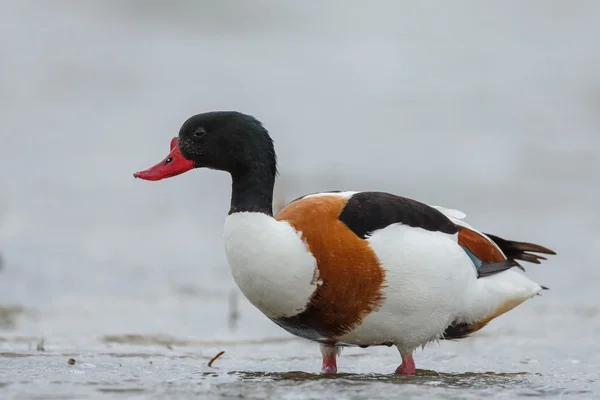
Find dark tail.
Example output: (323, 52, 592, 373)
(484, 233, 556, 264)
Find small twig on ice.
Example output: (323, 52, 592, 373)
(208, 351, 225, 368)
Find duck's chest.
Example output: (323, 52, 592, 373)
(222, 210, 392, 343)
(223, 212, 319, 319)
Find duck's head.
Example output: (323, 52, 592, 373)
(134, 111, 276, 182)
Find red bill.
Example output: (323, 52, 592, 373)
(133, 137, 194, 181)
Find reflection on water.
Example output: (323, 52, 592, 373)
(96, 388, 146, 394)
(233, 370, 529, 387)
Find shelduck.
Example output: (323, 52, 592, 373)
(134, 111, 556, 375)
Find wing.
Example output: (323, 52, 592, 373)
(433, 205, 556, 276)
(284, 191, 555, 279)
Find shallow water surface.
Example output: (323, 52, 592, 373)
(1, 318, 599, 399)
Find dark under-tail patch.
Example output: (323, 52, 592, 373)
(442, 294, 533, 340)
(338, 192, 458, 239)
(442, 321, 489, 340)
(483, 233, 556, 264)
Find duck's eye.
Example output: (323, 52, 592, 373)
(165, 157, 173, 164)
(192, 127, 207, 139)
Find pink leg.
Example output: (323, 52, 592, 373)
(320, 344, 339, 374)
(395, 353, 416, 376)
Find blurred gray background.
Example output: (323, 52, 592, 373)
(0, 1, 599, 398)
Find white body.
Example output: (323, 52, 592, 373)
(223, 192, 543, 353)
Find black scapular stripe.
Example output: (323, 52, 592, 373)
(338, 192, 459, 239)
